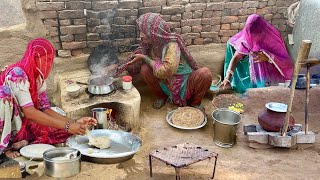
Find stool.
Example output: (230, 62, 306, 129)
(149, 143, 218, 179)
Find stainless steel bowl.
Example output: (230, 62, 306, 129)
(88, 76, 115, 95)
(43, 147, 81, 178)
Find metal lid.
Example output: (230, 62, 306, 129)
(122, 75, 132, 82)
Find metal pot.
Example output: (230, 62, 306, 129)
(77, 75, 115, 95)
(43, 147, 81, 178)
(212, 108, 241, 148)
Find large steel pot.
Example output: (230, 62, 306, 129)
(77, 75, 115, 95)
(43, 147, 81, 178)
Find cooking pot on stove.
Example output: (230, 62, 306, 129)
(77, 75, 115, 95)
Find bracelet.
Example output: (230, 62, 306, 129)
(227, 69, 234, 76)
(65, 121, 71, 132)
(144, 57, 153, 65)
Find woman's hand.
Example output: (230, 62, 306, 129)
(128, 54, 146, 65)
(76, 117, 97, 127)
(252, 51, 269, 63)
(218, 79, 232, 90)
(68, 123, 86, 135)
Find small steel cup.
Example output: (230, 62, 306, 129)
(91, 108, 109, 129)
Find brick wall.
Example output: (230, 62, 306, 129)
(35, 0, 298, 57)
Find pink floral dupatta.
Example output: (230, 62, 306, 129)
(0, 38, 68, 147)
(0, 38, 55, 108)
(228, 14, 293, 84)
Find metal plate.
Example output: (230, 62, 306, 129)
(265, 102, 288, 113)
(66, 129, 141, 159)
(166, 110, 207, 130)
(20, 144, 55, 160)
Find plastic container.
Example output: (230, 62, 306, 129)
(122, 76, 132, 90)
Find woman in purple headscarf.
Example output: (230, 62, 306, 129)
(116, 13, 212, 111)
(219, 14, 294, 93)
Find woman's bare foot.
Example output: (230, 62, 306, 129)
(4, 150, 20, 158)
(12, 140, 28, 150)
(152, 99, 167, 109)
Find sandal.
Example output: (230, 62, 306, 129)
(152, 99, 167, 109)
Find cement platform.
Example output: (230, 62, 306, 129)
(244, 124, 316, 148)
(55, 70, 141, 131)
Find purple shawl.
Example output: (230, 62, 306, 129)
(228, 14, 293, 84)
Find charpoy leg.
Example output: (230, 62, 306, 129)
(186, 67, 212, 107)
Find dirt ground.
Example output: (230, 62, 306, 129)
(26, 82, 320, 180)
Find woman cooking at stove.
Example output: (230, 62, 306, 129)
(116, 13, 212, 111)
(219, 14, 294, 93)
(0, 38, 97, 158)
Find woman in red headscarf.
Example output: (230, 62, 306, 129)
(0, 38, 96, 158)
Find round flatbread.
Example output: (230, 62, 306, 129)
(171, 107, 204, 128)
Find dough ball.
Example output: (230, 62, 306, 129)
(88, 136, 111, 149)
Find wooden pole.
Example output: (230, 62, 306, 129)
(305, 64, 310, 134)
(281, 40, 312, 136)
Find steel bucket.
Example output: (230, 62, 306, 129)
(212, 108, 241, 148)
(92, 108, 109, 129)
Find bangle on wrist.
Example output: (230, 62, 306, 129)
(65, 121, 71, 132)
(227, 69, 234, 76)
(144, 57, 152, 65)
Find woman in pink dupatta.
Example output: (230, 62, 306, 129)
(0, 38, 96, 158)
(116, 13, 212, 111)
(219, 14, 294, 93)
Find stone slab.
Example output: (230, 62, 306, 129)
(247, 132, 269, 144)
(245, 124, 316, 148)
(0, 155, 22, 178)
(296, 131, 316, 144)
(268, 133, 297, 147)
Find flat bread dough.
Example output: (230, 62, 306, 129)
(88, 135, 111, 149)
(171, 107, 204, 128)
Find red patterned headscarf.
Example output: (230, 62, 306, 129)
(116, 13, 199, 75)
(0, 38, 55, 108)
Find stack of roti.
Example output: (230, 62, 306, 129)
(171, 107, 204, 128)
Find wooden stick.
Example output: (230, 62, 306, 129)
(281, 40, 312, 136)
(305, 64, 310, 134)
(301, 58, 320, 67)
